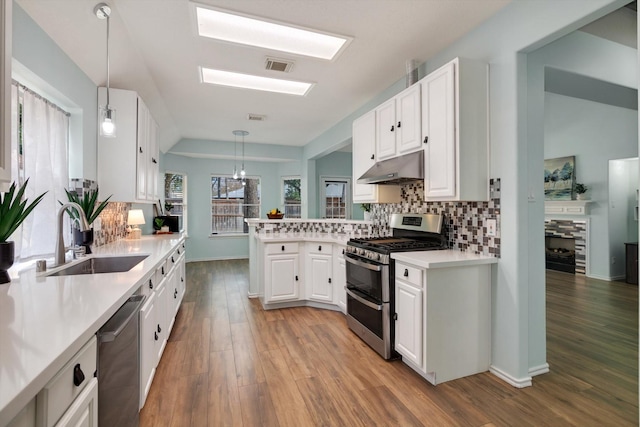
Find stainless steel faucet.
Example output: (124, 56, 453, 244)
(56, 202, 90, 266)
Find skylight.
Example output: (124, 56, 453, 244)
(194, 5, 350, 60)
(200, 68, 313, 96)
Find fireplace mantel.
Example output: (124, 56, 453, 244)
(545, 200, 592, 216)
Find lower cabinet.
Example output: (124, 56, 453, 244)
(332, 245, 347, 313)
(264, 243, 300, 303)
(53, 378, 98, 427)
(394, 261, 491, 385)
(306, 243, 333, 303)
(139, 291, 157, 409)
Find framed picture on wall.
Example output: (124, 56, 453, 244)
(544, 156, 575, 201)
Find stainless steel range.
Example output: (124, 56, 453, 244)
(345, 213, 446, 359)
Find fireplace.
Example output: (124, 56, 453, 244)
(545, 236, 576, 274)
(544, 219, 587, 275)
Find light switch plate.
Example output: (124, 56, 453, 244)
(263, 224, 274, 231)
(486, 219, 497, 237)
(344, 224, 353, 232)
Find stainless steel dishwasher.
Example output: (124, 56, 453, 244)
(97, 295, 145, 427)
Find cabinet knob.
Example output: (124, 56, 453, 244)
(154, 331, 159, 341)
(423, 136, 429, 144)
(149, 279, 153, 289)
(181, 277, 184, 283)
(393, 313, 398, 320)
(397, 121, 401, 128)
(390, 125, 394, 132)
(295, 275, 299, 281)
(172, 256, 175, 263)
(370, 154, 375, 160)
(318, 245, 322, 251)
(174, 289, 178, 299)
(177, 249, 181, 255)
(328, 278, 332, 284)
(161, 266, 165, 275)
(152, 158, 157, 164)
(282, 245, 285, 251)
(404, 268, 409, 277)
(157, 324, 162, 333)
(342, 249, 345, 255)
(139, 147, 143, 154)
(73, 364, 85, 387)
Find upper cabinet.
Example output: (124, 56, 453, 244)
(98, 88, 159, 203)
(352, 110, 401, 204)
(422, 58, 489, 201)
(375, 84, 422, 161)
(0, 1, 12, 185)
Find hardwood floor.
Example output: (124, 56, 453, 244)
(140, 261, 638, 426)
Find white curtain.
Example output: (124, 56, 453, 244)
(11, 82, 69, 260)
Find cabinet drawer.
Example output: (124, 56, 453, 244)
(266, 242, 299, 255)
(307, 243, 331, 255)
(37, 336, 97, 427)
(395, 263, 423, 288)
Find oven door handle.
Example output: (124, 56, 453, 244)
(345, 253, 383, 271)
(345, 288, 383, 311)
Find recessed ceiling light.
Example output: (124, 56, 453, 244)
(194, 4, 351, 60)
(200, 67, 314, 96)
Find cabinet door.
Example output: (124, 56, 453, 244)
(422, 62, 455, 199)
(352, 110, 377, 202)
(155, 280, 168, 361)
(265, 254, 299, 302)
(397, 84, 422, 154)
(139, 293, 157, 409)
(136, 98, 149, 201)
(0, 1, 11, 185)
(54, 377, 98, 427)
(307, 253, 333, 303)
(375, 98, 396, 161)
(146, 115, 159, 201)
(395, 280, 423, 369)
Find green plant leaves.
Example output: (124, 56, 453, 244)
(59, 188, 112, 225)
(0, 179, 47, 242)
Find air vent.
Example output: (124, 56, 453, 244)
(247, 113, 266, 122)
(265, 57, 294, 73)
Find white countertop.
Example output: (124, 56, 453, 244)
(0, 234, 185, 425)
(255, 232, 351, 245)
(246, 218, 371, 225)
(392, 250, 498, 269)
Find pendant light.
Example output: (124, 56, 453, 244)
(232, 130, 248, 184)
(95, 3, 116, 137)
(232, 131, 238, 179)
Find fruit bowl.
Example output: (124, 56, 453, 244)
(267, 213, 284, 219)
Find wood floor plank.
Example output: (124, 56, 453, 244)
(141, 262, 638, 427)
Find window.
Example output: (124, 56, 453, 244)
(164, 172, 187, 233)
(211, 176, 260, 234)
(282, 177, 301, 218)
(320, 177, 351, 219)
(11, 80, 70, 260)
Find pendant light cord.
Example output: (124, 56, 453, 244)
(105, 11, 110, 109)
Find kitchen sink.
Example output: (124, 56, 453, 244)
(48, 255, 149, 276)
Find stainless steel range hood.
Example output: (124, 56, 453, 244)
(357, 151, 424, 185)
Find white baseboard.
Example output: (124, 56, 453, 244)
(586, 273, 622, 282)
(247, 292, 258, 299)
(490, 365, 532, 388)
(186, 256, 249, 263)
(529, 363, 549, 377)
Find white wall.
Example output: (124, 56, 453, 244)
(545, 93, 638, 279)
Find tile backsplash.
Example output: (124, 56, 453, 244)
(372, 181, 501, 257)
(69, 179, 130, 247)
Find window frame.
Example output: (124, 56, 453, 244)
(281, 175, 302, 219)
(319, 176, 352, 219)
(210, 174, 261, 236)
(164, 171, 187, 234)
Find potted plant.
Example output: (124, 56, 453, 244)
(575, 183, 589, 200)
(153, 217, 165, 231)
(164, 201, 174, 214)
(361, 203, 372, 221)
(0, 180, 47, 283)
(60, 188, 111, 254)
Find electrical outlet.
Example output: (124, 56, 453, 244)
(264, 224, 274, 231)
(486, 219, 497, 237)
(344, 224, 353, 232)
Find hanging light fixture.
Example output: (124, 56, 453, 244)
(232, 131, 238, 179)
(95, 3, 116, 137)
(232, 130, 248, 184)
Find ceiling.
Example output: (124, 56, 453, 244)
(16, 0, 511, 152)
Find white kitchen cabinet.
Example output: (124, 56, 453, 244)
(394, 263, 424, 369)
(6, 398, 35, 427)
(98, 87, 159, 203)
(422, 57, 489, 201)
(139, 291, 157, 409)
(375, 84, 422, 161)
(332, 244, 346, 314)
(264, 243, 301, 303)
(352, 110, 400, 204)
(54, 378, 98, 427)
(154, 272, 169, 363)
(0, 0, 12, 185)
(393, 258, 491, 385)
(306, 243, 333, 303)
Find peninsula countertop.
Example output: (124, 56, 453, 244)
(0, 234, 185, 425)
(392, 250, 498, 269)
